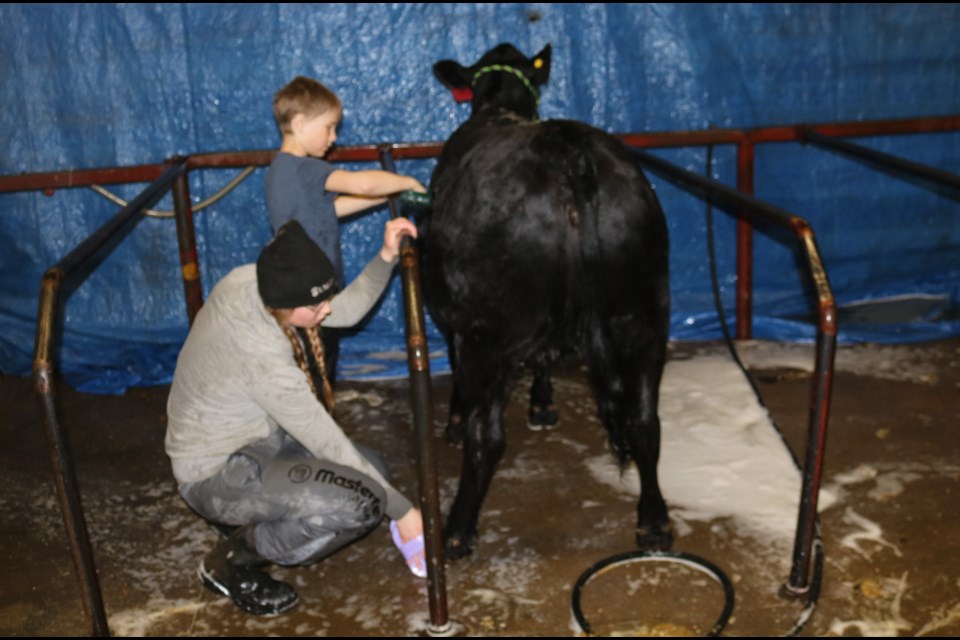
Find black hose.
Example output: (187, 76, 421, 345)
(702, 131, 825, 636)
(570, 550, 735, 637)
(569, 133, 826, 638)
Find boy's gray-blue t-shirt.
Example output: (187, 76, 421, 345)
(266, 152, 344, 286)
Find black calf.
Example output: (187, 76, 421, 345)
(421, 43, 672, 557)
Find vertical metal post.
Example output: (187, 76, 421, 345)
(785, 229, 837, 594)
(399, 246, 451, 632)
(378, 147, 451, 634)
(786, 322, 835, 592)
(34, 272, 110, 637)
(629, 147, 836, 596)
(171, 164, 203, 324)
(735, 141, 755, 340)
(30, 162, 186, 637)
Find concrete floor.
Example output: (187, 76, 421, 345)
(2, 339, 959, 637)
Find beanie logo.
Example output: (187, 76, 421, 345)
(311, 278, 335, 299)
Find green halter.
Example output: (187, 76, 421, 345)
(470, 64, 540, 114)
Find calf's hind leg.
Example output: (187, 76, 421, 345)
(528, 366, 558, 430)
(443, 334, 510, 559)
(589, 322, 672, 550)
(443, 332, 467, 444)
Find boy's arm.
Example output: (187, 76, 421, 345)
(334, 194, 387, 219)
(325, 169, 426, 198)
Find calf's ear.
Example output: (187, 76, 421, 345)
(434, 60, 470, 90)
(530, 44, 551, 86)
(434, 59, 474, 103)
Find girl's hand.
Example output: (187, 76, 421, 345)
(379, 217, 418, 262)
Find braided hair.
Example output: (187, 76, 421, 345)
(269, 309, 335, 412)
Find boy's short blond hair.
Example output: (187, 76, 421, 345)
(273, 76, 341, 134)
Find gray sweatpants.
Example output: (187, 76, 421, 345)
(178, 429, 388, 566)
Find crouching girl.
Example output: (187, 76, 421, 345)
(165, 218, 424, 615)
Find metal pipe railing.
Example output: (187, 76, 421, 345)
(627, 147, 837, 594)
(32, 161, 188, 636)
(7, 113, 957, 634)
(378, 147, 451, 636)
(736, 141, 757, 340)
(0, 163, 166, 194)
(750, 114, 960, 144)
(170, 165, 204, 325)
(800, 128, 960, 197)
(9, 114, 953, 339)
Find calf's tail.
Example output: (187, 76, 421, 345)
(566, 145, 655, 466)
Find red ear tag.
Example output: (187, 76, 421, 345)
(451, 86, 473, 103)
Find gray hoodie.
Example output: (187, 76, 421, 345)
(165, 254, 414, 520)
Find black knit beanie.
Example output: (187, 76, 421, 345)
(257, 221, 337, 308)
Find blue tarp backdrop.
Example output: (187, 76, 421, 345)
(1, 3, 958, 393)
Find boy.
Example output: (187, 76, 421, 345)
(266, 76, 426, 382)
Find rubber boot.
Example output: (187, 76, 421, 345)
(208, 521, 239, 539)
(198, 525, 298, 616)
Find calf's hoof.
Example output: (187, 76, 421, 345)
(636, 521, 674, 551)
(527, 403, 558, 431)
(443, 531, 476, 560)
(446, 414, 465, 444)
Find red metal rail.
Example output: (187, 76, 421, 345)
(6, 113, 957, 336)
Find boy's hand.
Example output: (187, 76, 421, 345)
(407, 178, 428, 194)
(380, 217, 418, 262)
(399, 190, 431, 207)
